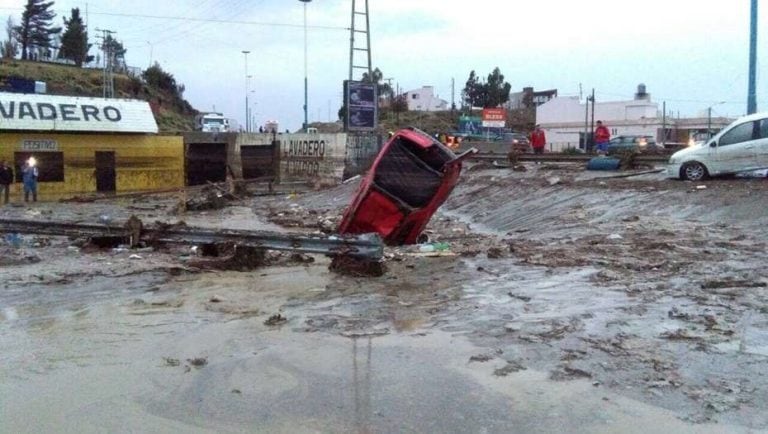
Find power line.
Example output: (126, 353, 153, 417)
(86, 10, 349, 31)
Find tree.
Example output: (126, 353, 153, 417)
(58, 8, 91, 66)
(462, 67, 511, 108)
(14, 0, 61, 60)
(485, 67, 511, 108)
(362, 67, 393, 101)
(102, 34, 126, 70)
(1, 16, 18, 59)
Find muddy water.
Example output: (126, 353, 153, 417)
(0, 259, 755, 433)
(4, 168, 768, 432)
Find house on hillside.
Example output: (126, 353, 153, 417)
(504, 87, 558, 110)
(404, 86, 448, 112)
(536, 84, 733, 151)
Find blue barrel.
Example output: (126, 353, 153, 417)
(586, 157, 621, 171)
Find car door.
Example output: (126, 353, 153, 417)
(754, 118, 768, 168)
(711, 120, 759, 174)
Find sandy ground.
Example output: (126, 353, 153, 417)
(2, 163, 768, 433)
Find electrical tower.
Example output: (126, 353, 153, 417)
(348, 0, 372, 81)
(96, 28, 116, 99)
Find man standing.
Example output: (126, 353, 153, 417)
(594, 120, 611, 154)
(0, 160, 13, 204)
(22, 159, 38, 203)
(530, 125, 546, 154)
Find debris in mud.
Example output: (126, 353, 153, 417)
(289, 253, 316, 264)
(550, 365, 592, 381)
(231, 389, 242, 394)
(209, 295, 223, 303)
(188, 244, 266, 271)
(493, 360, 526, 376)
(486, 247, 507, 259)
(470, 349, 503, 363)
(700, 279, 766, 290)
(163, 357, 181, 367)
(264, 313, 288, 326)
(507, 292, 532, 302)
(0, 247, 41, 266)
(186, 357, 208, 368)
(660, 328, 701, 341)
(329, 256, 386, 277)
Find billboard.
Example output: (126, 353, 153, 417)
(344, 80, 378, 132)
(481, 108, 506, 128)
(0, 92, 158, 133)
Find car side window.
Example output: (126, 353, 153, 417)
(759, 119, 768, 139)
(719, 121, 757, 146)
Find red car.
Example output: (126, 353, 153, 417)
(338, 128, 476, 245)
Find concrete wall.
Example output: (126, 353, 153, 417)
(277, 133, 347, 184)
(0, 132, 184, 198)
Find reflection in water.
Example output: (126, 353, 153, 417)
(352, 336, 373, 434)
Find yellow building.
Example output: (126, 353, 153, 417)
(0, 92, 184, 200)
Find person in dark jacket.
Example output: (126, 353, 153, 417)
(0, 160, 13, 204)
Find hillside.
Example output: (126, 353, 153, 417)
(310, 107, 535, 136)
(0, 59, 197, 132)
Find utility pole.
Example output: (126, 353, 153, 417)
(747, 0, 758, 114)
(662, 101, 667, 146)
(95, 28, 116, 98)
(242, 50, 250, 133)
(589, 88, 596, 153)
(300, 0, 312, 132)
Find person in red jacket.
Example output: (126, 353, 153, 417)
(530, 124, 546, 154)
(594, 120, 611, 154)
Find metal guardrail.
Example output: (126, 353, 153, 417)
(468, 153, 670, 164)
(0, 218, 384, 260)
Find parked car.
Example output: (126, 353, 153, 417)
(667, 112, 768, 181)
(606, 135, 665, 154)
(493, 132, 532, 153)
(338, 128, 476, 245)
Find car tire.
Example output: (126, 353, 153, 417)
(681, 161, 708, 181)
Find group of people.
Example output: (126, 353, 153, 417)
(0, 160, 39, 205)
(529, 121, 611, 154)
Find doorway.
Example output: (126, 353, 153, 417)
(95, 151, 116, 193)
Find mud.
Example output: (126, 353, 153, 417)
(2, 162, 768, 432)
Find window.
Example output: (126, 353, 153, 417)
(759, 119, 768, 139)
(719, 121, 756, 146)
(14, 152, 64, 182)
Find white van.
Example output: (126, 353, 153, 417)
(667, 112, 768, 180)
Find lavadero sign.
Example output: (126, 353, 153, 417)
(279, 133, 346, 183)
(0, 91, 158, 133)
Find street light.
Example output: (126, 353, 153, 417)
(706, 101, 726, 139)
(146, 41, 153, 67)
(299, 0, 311, 132)
(242, 50, 250, 133)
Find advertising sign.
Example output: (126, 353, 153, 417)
(344, 80, 378, 132)
(481, 108, 506, 128)
(0, 92, 158, 133)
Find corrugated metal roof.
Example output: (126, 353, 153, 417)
(0, 92, 158, 134)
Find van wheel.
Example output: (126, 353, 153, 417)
(681, 162, 708, 181)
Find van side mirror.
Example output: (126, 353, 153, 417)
(709, 141, 717, 148)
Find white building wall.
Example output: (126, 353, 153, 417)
(405, 86, 448, 112)
(537, 96, 662, 151)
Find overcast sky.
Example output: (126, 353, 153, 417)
(1, 0, 766, 131)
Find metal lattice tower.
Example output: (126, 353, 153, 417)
(349, 0, 372, 81)
(96, 28, 116, 99)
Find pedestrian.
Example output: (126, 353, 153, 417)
(22, 158, 38, 202)
(0, 160, 13, 204)
(530, 124, 546, 155)
(594, 120, 611, 154)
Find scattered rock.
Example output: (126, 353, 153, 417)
(186, 357, 208, 368)
(494, 360, 526, 376)
(163, 357, 180, 367)
(264, 313, 288, 326)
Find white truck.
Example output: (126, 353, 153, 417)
(195, 112, 230, 133)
